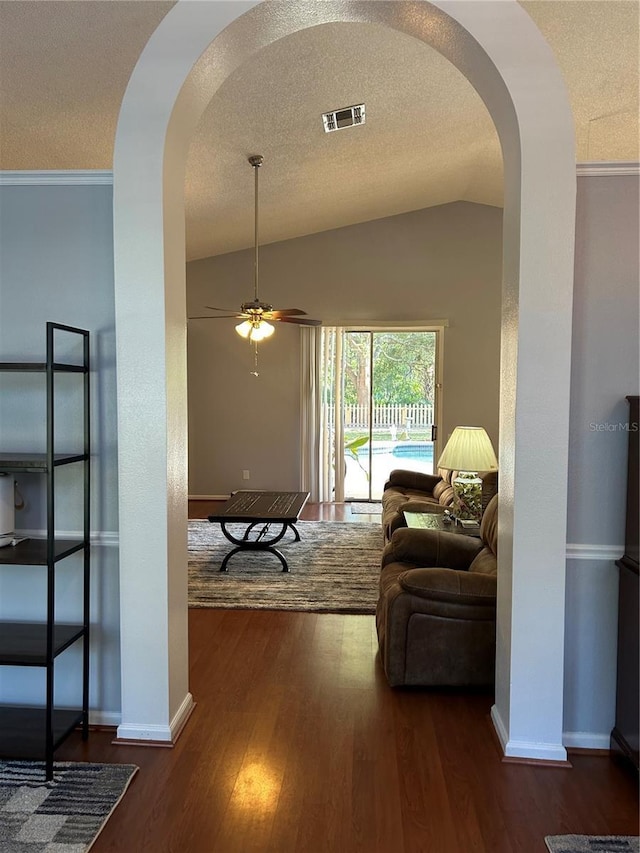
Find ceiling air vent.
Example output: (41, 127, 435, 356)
(322, 104, 365, 133)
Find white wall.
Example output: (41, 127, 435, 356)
(0, 178, 120, 724)
(563, 172, 639, 746)
(187, 201, 503, 496)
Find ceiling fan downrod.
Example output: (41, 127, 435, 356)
(248, 154, 263, 304)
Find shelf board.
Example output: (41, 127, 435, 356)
(0, 538, 86, 565)
(0, 705, 83, 760)
(0, 362, 86, 373)
(0, 622, 85, 665)
(0, 452, 87, 472)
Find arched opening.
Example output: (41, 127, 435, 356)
(113, 0, 575, 760)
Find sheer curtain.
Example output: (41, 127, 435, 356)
(300, 326, 343, 502)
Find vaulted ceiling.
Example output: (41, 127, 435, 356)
(1, 1, 638, 260)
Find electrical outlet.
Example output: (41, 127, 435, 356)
(242, 470, 250, 480)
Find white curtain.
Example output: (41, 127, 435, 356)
(300, 326, 343, 502)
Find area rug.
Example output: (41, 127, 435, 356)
(0, 760, 138, 851)
(545, 837, 640, 852)
(188, 519, 382, 613)
(350, 502, 383, 514)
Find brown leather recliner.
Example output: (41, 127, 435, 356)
(376, 494, 498, 687)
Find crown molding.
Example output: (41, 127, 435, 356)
(0, 170, 113, 186)
(576, 161, 640, 177)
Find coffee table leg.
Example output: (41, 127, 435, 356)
(219, 547, 241, 572)
(219, 544, 289, 572)
(289, 522, 301, 542)
(218, 521, 292, 572)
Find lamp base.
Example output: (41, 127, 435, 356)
(452, 471, 483, 522)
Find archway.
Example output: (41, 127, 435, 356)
(113, 0, 575, 760)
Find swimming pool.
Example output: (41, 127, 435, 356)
(354, 441, 434, 460)
(346, 441, 435, 499)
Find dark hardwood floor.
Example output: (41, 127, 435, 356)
(55, 502, 639, 852)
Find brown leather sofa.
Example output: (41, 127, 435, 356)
(376, 494, 498, 687)
(381, 468, 497, 543)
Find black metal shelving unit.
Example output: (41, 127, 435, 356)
(0, 322, 90, 779)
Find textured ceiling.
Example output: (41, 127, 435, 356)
(0, 1, 638, 260)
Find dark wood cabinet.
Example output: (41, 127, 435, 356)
(610, 395, 639, 773)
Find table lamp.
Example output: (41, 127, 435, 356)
(437, 426, 498, 522)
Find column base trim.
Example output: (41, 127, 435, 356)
(114, 692, 195, 745)
(490, 704, 570, 764)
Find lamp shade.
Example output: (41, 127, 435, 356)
(437, 426, 498, 472)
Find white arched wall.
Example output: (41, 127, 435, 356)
(113, 0, 575, 760)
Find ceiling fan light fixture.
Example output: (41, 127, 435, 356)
(249, 320, 274, 342)
(236, 316, 275, 342)
(235, 319, 253, 338)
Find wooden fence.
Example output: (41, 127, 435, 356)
(326, 403, 434, 430)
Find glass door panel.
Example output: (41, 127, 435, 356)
(370, 332, 437, 498)
(342, 332, 372, 500)
(342, 330, 438, 502)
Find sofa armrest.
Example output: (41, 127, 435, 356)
(398, 567, 497, 606)
(381, 527, 484, 571)
(384, 469, 442, 493)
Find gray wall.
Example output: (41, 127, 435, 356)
(187, 201, 503, 496)
(563, 174, 640, 742)
(0, 183, 120, 721)
(1, 174, 635, 744)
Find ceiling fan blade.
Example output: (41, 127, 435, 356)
(205, 305, 241, 313)
(266, 309, 307, 318)
(190, 314, 247, 320)
(277, 316, 322, 326)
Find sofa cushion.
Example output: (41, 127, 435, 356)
(432, 481, 449, 500)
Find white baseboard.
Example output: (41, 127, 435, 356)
(170, 692, 196, 741)
(491, 704, 568, 762)
(562, 731, 611, 750)
(89, 710, 121, 728)
(491, 703, 509, 753)
(115, 722, 174, 743)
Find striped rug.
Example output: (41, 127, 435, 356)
(545, 837, 640, 852)
(0, 761, 137, 851)
(188, 519, 382, 613)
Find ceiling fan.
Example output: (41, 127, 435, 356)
(192, 154, 321, 343)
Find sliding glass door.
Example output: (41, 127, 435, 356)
(341, 330, 439, 501)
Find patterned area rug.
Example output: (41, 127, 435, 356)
(0, 761, 138, 851)
(545, 837, 640, 852)
(188, 519, 382, 613)
(350, 502, 383, 514)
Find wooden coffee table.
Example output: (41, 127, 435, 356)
(208, 490, 309, 572)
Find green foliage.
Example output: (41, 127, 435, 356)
(344, 434, 370, 481)
(342, 331, 436, 407)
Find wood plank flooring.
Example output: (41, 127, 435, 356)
(55, 502, 638, 852)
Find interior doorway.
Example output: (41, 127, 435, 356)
(322, 328, 442, 502)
